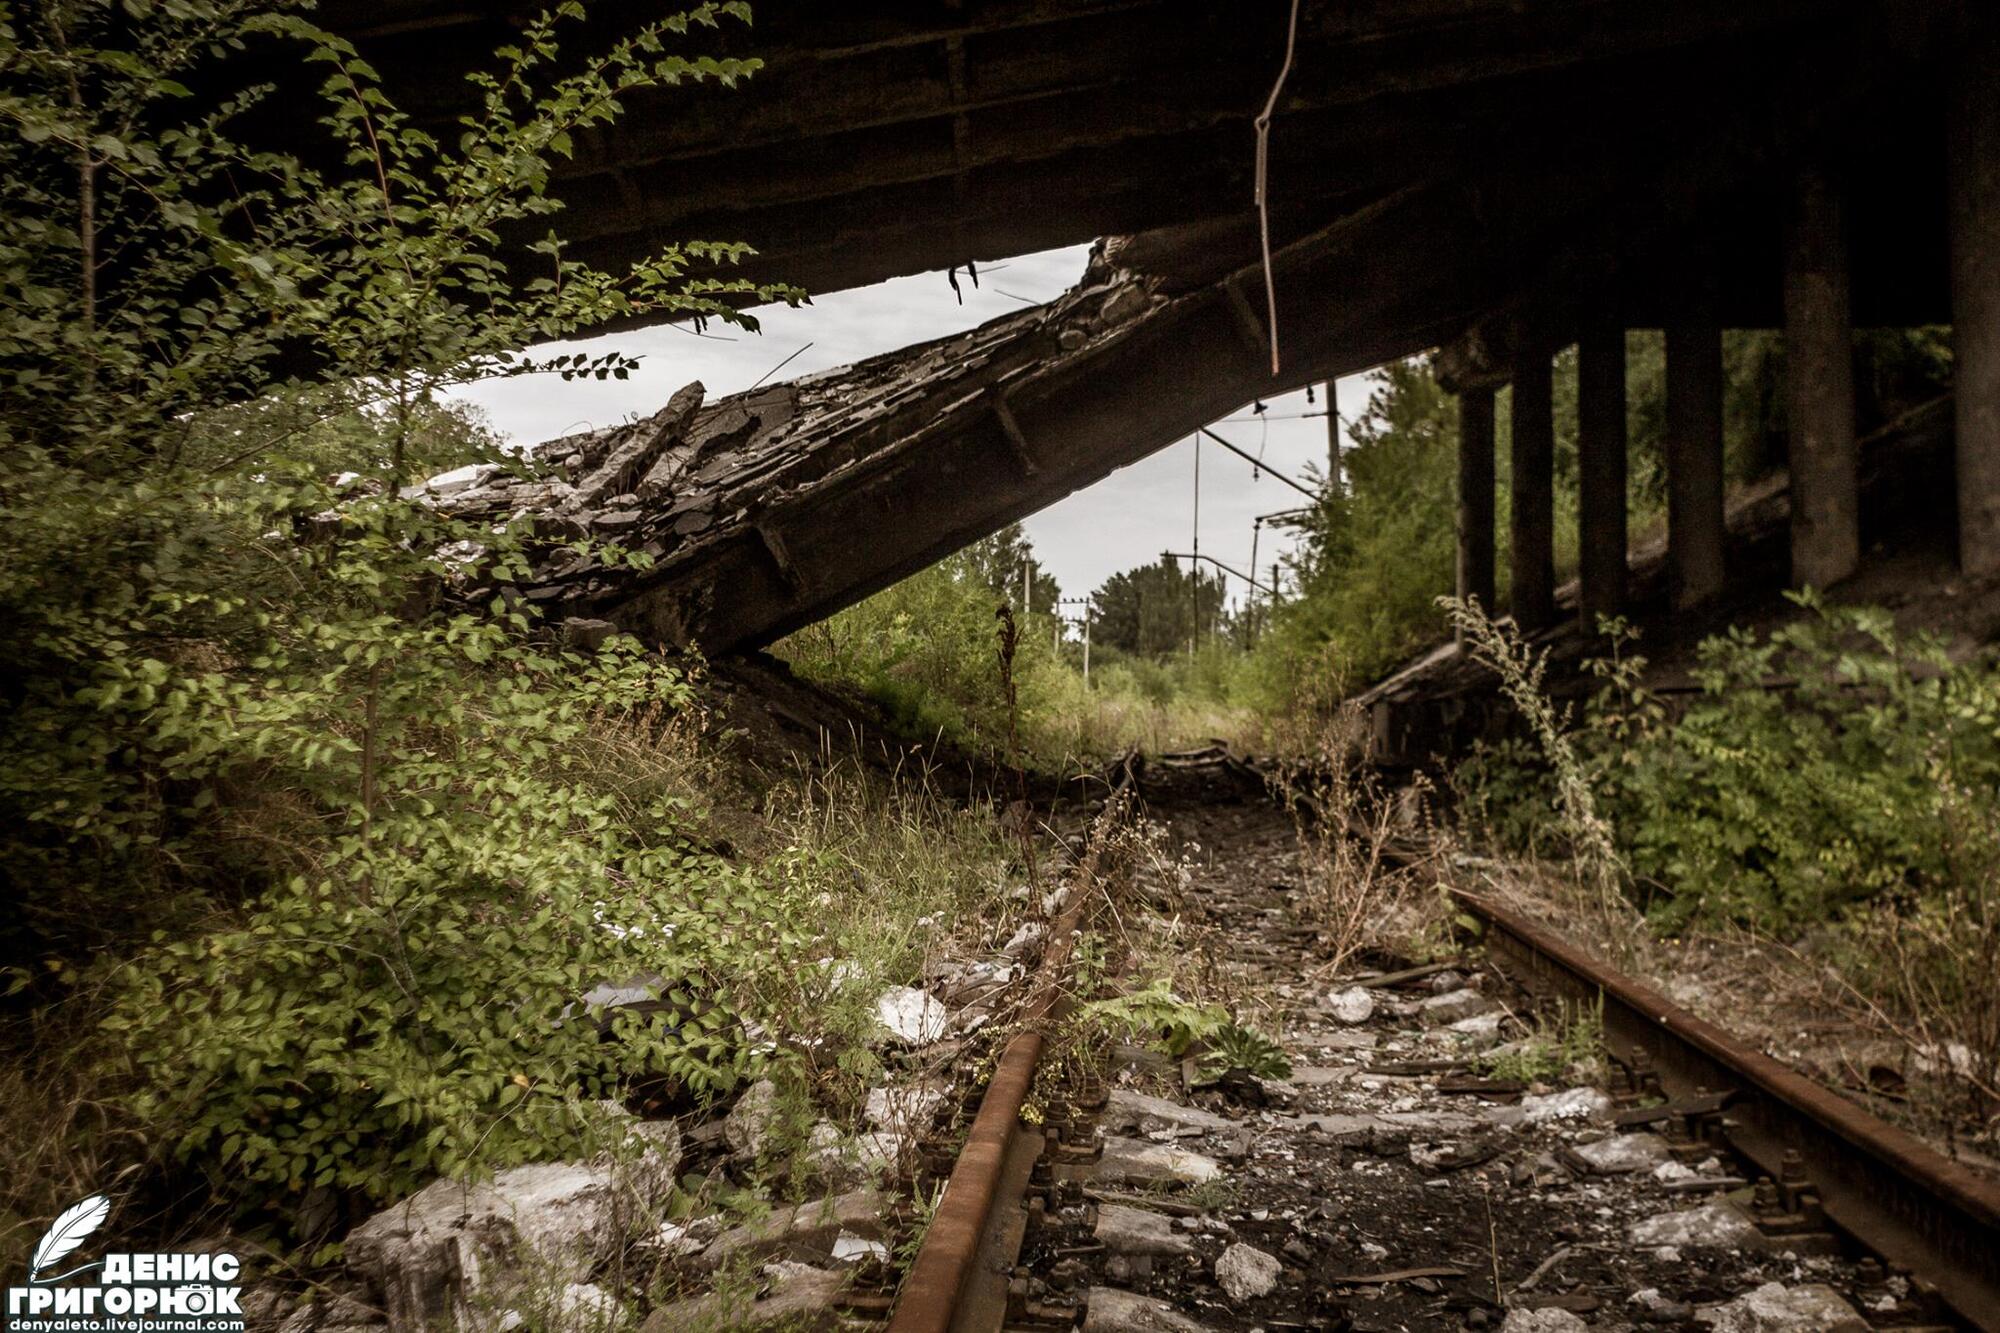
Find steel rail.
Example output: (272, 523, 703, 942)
(1454, 889, 2000, 1331)
(887, 761, 1135, 1333)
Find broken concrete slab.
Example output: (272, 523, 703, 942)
(1695, 1282, 1869, 1332)
(1096, 1136, 1223, 1188)
(1082, 1287, 1215, 1333)
(1287, 1109, 1484, 1149)
(1627, 1201, 1772, 1252)
(343, 1116, 678, 1330)
(1518, 1087, 1615, 1126)
(1102, 1088, 1234, 1136)
(1571, 1132, 1672, 1174)
(1094, 1204, 1195, 1257)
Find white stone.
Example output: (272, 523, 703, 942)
(875, 986, 949, 1045)
(1653, 1160, 1696, 1183)
(864, 1082, 946, 1136)
(1324, 987, 1376, 1024)
(1519, 1087, 1615, 1126)
(1627, 1202, 1771, 1251)
(1695, 1283, 1869, 1333)
(1001, 922, 1044, 956)
(831, 1233, 889, 1264)
(1214, 1243, 1282, 1301)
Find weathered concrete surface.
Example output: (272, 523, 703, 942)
(431, 232, 1446, 654)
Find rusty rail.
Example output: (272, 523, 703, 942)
(1455, 889, 2000, 1332)
(887, 760, 1135, 1333)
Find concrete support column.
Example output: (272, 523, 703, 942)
(1577, 326, 1628, 628)
(1950, 3, 2000, 577)
(1665, 316, 1726, 610)
(1456, 385, 1497, 642)
(1785, 164, 1858, 589)
(1510, 352, 1556, 630)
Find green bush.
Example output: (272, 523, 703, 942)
(0, 0, 805, 1223)
(1460, 598, 2000, 931)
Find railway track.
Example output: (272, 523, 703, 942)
(881, 755, 2000, 1333)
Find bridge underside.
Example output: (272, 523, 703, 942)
(365, 2, 2000, 652)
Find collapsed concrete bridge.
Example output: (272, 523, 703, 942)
(345, 1, 2000, 655)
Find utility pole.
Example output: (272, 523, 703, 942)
(1324, 379, 1341, 491)
(1247, 518, 1263, 646)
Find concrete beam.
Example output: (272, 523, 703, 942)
(1510, 352, 1556, 631)
(1785, 163, 1859, 589)
(1665, 314, 1727, 610)
(1576, 326, 1628, 627)
(1950, 2, 2000, 578)
(1457, 385, 1498, 644)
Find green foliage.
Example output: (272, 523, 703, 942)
(776, 525, 1068, 747)
(1459, 598, 2000, 932)
(1196, 1023, 1291, 1083)
(1091, 557, 1228, 658)
(0, 0, 817, 1217)
(1480, 996, 1602, 1085)
(1080, 979, 1227, 1058)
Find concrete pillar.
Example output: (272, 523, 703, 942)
(1785, 164, 1858, 589)
(1510, 353, 1556, 630)
(1665, 316, 1726, 609)
(1950, 3, 2000, 577)
(1577, 326, 1627, 628)
(1456, 385, 1496, 641)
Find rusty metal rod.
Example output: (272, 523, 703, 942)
(887, 765, 1134, 1333)
(1455, 889, 2000, 1331)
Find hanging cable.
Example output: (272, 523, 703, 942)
(1253, 0, 1302, 377)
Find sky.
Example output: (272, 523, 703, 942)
(448, 245, 1381, 613)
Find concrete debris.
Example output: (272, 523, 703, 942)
(830, 1232, 889, 1264)
(1571, 1131, 1672, 1173)
(1500, 1309, 1590, 1333)
(343, 1113, 678, 1330)
(875, 985, 949, 1045)
(1418, 988, 1492, 1023)
(1324, 987, 1376, 1024)
(1082, 1287, 1215, 1333)
(1289, 1109, 1484, 1148)
(863, 1081, 946, 1136)
(724, 1078, 782, 1158)
(1096, 1136, 1224, 1187)
(1446, 1012, 1505, 1045)
(1094, 1204, 1195, 1257)
(1627, 1201, 1772, 1251)
(1103, 1088, 1235, 1135)
(1518, 1087, 1615, 1126)
(1695, 1282, 1869, 1332)
(804, 1121, 905, 1187)
(1213, 1243, 1282, 1301)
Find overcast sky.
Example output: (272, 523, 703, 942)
(449, 245, 1380, 611)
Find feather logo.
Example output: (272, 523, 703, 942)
(29, 1194, 111, 1282)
